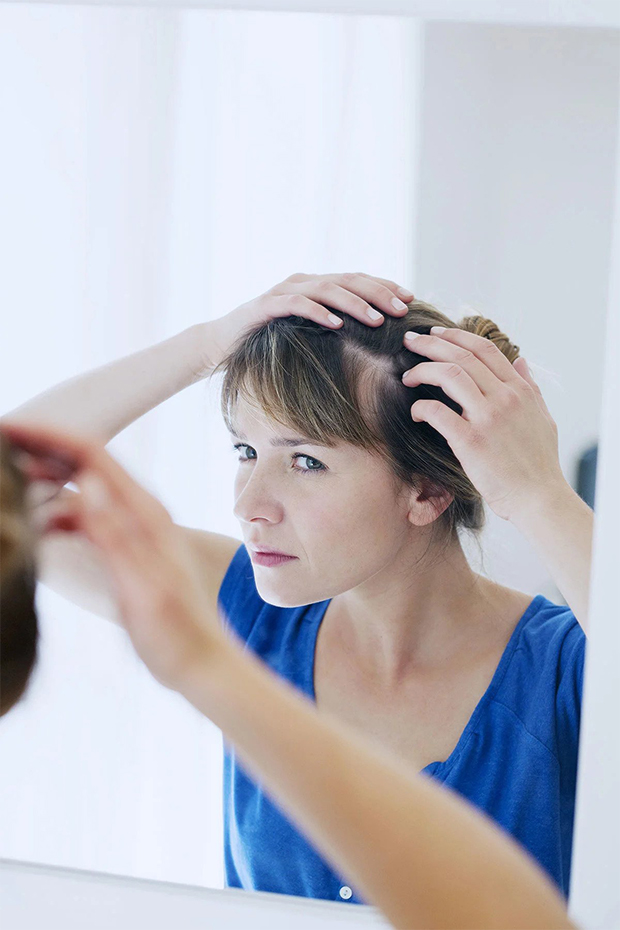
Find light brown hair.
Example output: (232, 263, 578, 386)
(212, 299, 520, 552)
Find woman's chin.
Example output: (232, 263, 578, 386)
(254, 578, 328, 611)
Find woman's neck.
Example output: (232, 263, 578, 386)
(327, 540, 517, 688)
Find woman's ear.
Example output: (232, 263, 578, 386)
(406, 480, 454, 527)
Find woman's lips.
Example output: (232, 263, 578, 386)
(251, 551, 298, 567)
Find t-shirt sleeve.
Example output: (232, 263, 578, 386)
(216, 542, 266, 645)
(555, 620, 586, 766)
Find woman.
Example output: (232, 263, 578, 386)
(3, 272, 592, 904)
(0, 422, 576, 930)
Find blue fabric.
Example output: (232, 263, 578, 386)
(217, 542, 585, 905)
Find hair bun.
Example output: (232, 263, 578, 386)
(456, 315, 520, 363)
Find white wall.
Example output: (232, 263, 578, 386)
(414, 22, 620, 600)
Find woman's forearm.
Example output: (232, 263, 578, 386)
(510, 480, 594, 633)
(1, 322, 217, 444)
(181, 640, 573, 930)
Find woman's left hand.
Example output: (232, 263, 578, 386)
(0, 420, 229, 694)
(401, 327, 566, 523)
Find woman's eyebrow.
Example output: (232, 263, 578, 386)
(229, 429, 332, 448)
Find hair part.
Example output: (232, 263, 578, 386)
(212, 299, 520, 558)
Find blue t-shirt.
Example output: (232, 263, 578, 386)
(217, 542, 585, 905)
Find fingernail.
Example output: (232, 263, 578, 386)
(391, 297, 408, 311)
(328, 313, 342, 326)
(430, 326, 446, 334)
(405, 330, 422, 342)
(397, 287, 414, 299)
(367, 308, 383, 321)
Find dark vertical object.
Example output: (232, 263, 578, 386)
(576, 445, 598, 510)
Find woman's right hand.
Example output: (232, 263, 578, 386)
(205, 272, 415, 372)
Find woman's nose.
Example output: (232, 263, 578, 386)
(233, 471, 282, 524)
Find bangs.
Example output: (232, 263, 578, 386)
(217, 317, 388, 452)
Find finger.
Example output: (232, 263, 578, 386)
(427, 327, 523, 386)
(0, 420, 102, 478)
(0, 420, 84, 479)
(354, 272, 415, 301)
(268, 292, 346, 328)
(402, 362, 484, 420)
(76, 475, 172, 583)
(409, 398, 470, 454)
(0, 421, 171, 533)
(273, 284, 384, 328)
(321, 274, 411, 317)
(302, 280, 389, 324)
(13, 449, 76, 483)
(36, 493, 82, 535)
(402, 331, 501, 397)
(77, 492, 166, 624)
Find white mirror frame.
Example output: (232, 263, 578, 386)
(2, 2, 618, 928)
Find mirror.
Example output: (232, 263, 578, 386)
(0, 0, 618, 917)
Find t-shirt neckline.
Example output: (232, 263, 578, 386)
(305, 592, 546, 777)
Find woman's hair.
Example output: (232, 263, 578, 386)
(0, 434, 39, 716)
(212, 298, 520, 556)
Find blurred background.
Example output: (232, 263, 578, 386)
(0, 2, 618, 893)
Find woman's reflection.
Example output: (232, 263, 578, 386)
(2, 272, 593, 906)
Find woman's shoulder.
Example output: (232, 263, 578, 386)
(515, 591, 585, 656)
(492, 591, 585, 751)
(485, 584, 583, 668)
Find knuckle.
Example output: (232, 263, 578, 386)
(453, 347, 473, 363)
(445, 363, 465, 379)
(479, 339, 498, 358)
(287, 293, 307, 311)
(314, 279, 333, 297)
(425, 400, 444, 417)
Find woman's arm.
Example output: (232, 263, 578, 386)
(510, 480, 594, 632)
(1, 273, 412, 506)
(1, 323, 211, 446)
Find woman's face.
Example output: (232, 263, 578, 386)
(230, 398, 419, 608)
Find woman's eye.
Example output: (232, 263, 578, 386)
(231, 444, 326, 476)
(232, 442, 256, 462)
(292, 454, 326, 475)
